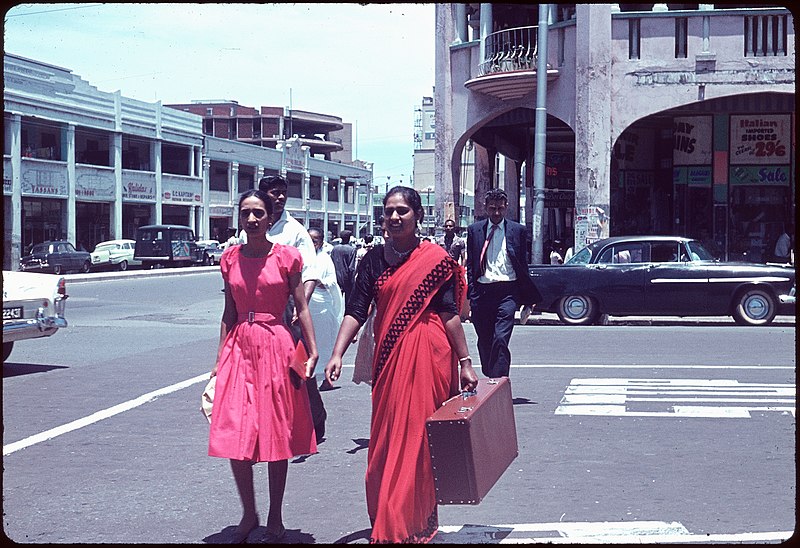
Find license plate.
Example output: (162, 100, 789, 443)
(3, 307, 23, 320)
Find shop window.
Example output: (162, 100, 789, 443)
(328, 178, 340, 203)
(309, 176, 322, 201)
(162, 143, 191, 175)
(675, 17, 688, 58)
(628, 18, 641, 60)
(209, 161, 228, 191)
(286, 172, 302, 199)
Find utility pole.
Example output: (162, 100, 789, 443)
(531, 4, 550, 264)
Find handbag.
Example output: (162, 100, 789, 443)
(289, 339, 309, 388)
(201, 376, 216, 424)
(352, 306, 375, 385)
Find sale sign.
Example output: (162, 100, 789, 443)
(729, 114, 790, 165)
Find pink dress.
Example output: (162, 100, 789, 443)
(208, 244, 317, 461)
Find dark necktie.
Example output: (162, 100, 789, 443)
(479, 223, 499, 275)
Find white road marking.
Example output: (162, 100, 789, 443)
(433, 521, 792, 544)
(339, 364, 796, 370)
(3, 372, 209, 456)
(555, 378, 796, 418)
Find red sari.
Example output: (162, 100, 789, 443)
(367, 241, 466, 544)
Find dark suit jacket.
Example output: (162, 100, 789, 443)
(466, 218, 542, 305)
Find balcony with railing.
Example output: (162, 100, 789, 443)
(465, 25, 559, 101)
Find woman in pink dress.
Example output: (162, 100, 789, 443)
(209, 188, 319, 543)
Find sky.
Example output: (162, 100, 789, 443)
(3, 3, 435, 186)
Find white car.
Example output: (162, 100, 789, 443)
(90, 239, 140, 271)
(3, 270, 69, 362)
(196, 240, 225, 266)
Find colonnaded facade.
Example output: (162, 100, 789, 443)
(434, 4, 795, 262)
(3, 53, 372, 270)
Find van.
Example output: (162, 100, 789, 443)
(133, 224, 204, 269)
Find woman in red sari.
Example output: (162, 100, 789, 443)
(325, 186, 478, 543)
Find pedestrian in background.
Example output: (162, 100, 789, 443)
(259, 175, 328, 444)
(550, 239, 564, 265)
(773, 223, 793, 264)
(208, 188, 318, 544)
(466, 188, 541, 378)
(307, 227, 344, 392)
(437, 219, 466, 266)
(330, 229, 357, 305)
(324, 186, 478, 544)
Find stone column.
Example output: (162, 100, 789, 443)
(7, 114, 22, 269)
(112, 132, 122, 239)
(574, 3, 612, 250)
(66, 124, 76, 245)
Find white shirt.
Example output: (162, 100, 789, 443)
(266, 210, 317, 283)
(478, 219, 516, 284)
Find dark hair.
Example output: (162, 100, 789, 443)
(384, 185, 424, 223)
(485, 188, 508, 204)
(364, 234, 374, 244)
(258, 175, 287, 192)
(308, 227, 323, 239)
(238, 189, 274, 216)
(339, 229, 353, 242)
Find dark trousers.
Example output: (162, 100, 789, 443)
(285, 297, 327, 438)
(470, 281, 518, 378)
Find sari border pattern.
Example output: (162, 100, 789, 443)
(372, 257, 455, 385)
(370, 507, 438, 544)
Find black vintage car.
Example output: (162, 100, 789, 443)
(133, 224, 204, 269)
(528, 236, 795, 326)
(20, 241, 92, 275)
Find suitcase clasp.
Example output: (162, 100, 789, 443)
(461, 389, 477, 399)
(458, 406, 473, 413)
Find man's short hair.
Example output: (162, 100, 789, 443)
(259, 175, 287, 192)
(484, 188, 508, 204)
(339, 229, 353, 241)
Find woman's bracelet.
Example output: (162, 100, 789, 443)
(458, 355, 472, 364)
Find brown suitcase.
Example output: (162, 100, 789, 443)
(425, 377, 518, 505)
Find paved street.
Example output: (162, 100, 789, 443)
(2, 268, 795, 544)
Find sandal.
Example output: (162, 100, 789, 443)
(230, 514, 260, 544)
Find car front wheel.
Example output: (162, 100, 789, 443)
(732, 287, 776, 326)
(80, 261, 91, 273)
(53, 264, 62, 275)
(118, 260, 128, 271)
(557, 295, 600, 326)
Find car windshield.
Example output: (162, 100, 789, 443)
(566, 247, 592, 264)
(686, 241, 715, 261)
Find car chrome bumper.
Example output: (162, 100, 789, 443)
(2, 309, 68, 342)
(779, 286, 795, 306)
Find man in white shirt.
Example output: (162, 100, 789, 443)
(259, 175, 327, 443)
(466, 188, 541, 378)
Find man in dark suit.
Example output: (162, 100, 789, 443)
(466, 188, 541, 378)
(330, 229, 357, 305)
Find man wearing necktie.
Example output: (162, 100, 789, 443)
(466, 188, 541, 378)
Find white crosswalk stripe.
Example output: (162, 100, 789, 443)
(432, 521, 792, 543)
(555, 378, 796, 418)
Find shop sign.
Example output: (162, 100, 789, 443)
(282, 139, 307, 172)
(613, 129, 653, 170)
(210, 206, 234, 217)
(730, 166, 790, 186)
(3, 177, 11, 195)
(122, 178, 156, 201)
(75, 171, 115, 200)
(20, 164, 68, 197)
(163, 178, 202, 204)
(674, 166, 712, 187)
(544, 190, 574, 208)
(673, 116, 712, 165)
(730, 114, 790, 165)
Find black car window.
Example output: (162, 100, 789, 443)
(650, 242, 680, 263)
(65, 243, 76, 253)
